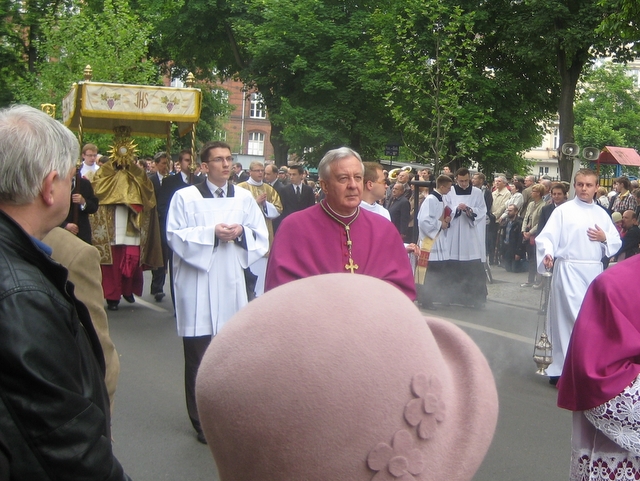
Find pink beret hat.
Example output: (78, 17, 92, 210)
(196, 273, 498, 481)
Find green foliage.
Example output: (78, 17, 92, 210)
(4, 0, 229, 158)
(170, 83, 233, 154)
(36, 0, 159, 101)
(155, 0, 395, 163)
(597, 0, 640, 47)
(575, 63, 640, 150)
(373, 0, 480, 170)
(483, 0, 634, 180)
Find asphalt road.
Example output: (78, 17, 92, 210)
(109, 268, 571, 481)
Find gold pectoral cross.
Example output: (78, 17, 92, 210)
(345, 258, 359, 273)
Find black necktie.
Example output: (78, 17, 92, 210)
(296, 185, 301, 199)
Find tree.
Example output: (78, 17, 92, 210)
(488, 0, 637, 181)
(574, 63, 640, 150)
(1, 0, 73, 106)
(373, 0, 480, 172)
(371, 0, 554, 176)
(155, 0, 395, 164)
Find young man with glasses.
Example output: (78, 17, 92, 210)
(167, 141, 268, 444)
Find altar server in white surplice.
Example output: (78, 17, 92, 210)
(535, 169, 620, 385)
(416, 175, 453, 310)
(442, 168, 487, 307)
(166, 141, 268, 444)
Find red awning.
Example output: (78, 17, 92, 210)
(598, 146, 640, 166)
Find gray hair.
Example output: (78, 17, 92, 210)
(0, 105, 79, 205)
(496, 175, 507, 184)
(318, 147, 363, 181)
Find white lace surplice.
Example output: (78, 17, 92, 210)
(571, 374, 640, 481)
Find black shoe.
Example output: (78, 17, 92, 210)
(196, 432, 207, 444)
(107, 300, 119, 311)
(154, 292, 165, 302)
(123, 294, 135, 304)
(549, 376, 560, 386)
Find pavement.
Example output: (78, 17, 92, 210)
(485, 263, 547, 311)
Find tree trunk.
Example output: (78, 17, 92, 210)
(556, 46, 588, 182)
(270, 122, 289, 166)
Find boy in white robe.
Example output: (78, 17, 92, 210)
(166, 141, 268, 443)
(416, 175, 453, 309)
(535, 168, 620, 384)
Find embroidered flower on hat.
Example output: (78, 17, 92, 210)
(367, 430, 424, 481)
(404, 373, 446, 440)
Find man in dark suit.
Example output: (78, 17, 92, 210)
(157, 150, 204, 305)
(230, 162, 249, 184)
(385, 182, 411, 241)
(538, 183, 568, 234)
(61, 174, 99, 244)
(274, 164, 315, 231)
(614, 210, 640, 262)
(149, 152, 171, 301)
(264, 164, 284, 193)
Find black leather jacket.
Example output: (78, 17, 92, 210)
(0, 211, 130, 480)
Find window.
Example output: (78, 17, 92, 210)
(553, 129, 559, 150)
(247, 132, 265, 156)
(250, 93, 266, 119)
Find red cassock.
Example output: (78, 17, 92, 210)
(265, 203, 416, 300)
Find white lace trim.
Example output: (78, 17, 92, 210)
(585, 375, 640, 457)
(570, 374, 640, 481)
(570, 451, 640, 481)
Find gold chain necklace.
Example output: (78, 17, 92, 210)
(320, 201, 360, 273)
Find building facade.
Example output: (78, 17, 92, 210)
(171, 77, 274, 163)
(212, 80, 273, 161)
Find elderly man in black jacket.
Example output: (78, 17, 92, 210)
(0, 105, 130, 480)
(500, 204, 525, 272)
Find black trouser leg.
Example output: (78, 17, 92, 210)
(183, 335, 212, 434)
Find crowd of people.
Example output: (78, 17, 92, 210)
(3, 103, 640, 481)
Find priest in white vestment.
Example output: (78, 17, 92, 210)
(442, 168, 487, 307)
(237, 161, 282, 297)
(535, 169, 620, 384)
(166, 141, 268, 443)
